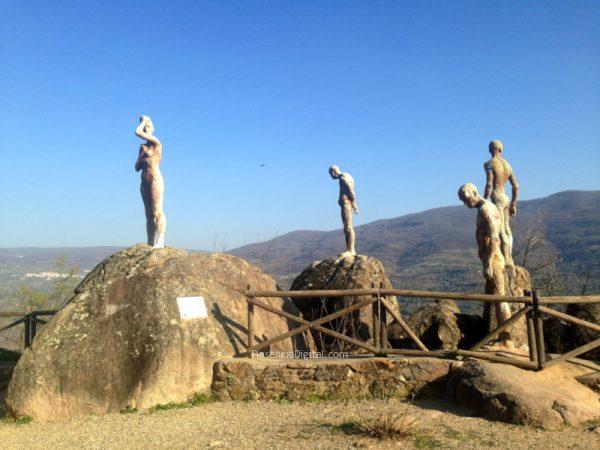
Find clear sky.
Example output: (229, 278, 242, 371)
(1, 1, 598, 250)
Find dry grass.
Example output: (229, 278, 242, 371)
(333, 395, 421, 440)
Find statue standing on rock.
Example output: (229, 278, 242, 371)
(135, 115, 166, 248)
(483, 140, 519, 274)
(329, 165, 359, 256)
(458, 183, 513, 348)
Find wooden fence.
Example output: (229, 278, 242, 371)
(242, 284, 600, 371)
(0, 308, 58, 349)
(1, 287, 598, 370)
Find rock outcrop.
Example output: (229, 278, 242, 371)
(290, 254, 396, 353)
(545, 302, 599, 363)
(483, 265, 531, 349)
(567, 302, 600, 361)
(7, 245, 309, 420)
(446, 359, 600, 428)
(388, 300, 486, 350)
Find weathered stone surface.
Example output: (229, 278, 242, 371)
(212, 356, 458, 401)
(576, 372, 600, 393)
(290, 255, 396, 352)
(7, 245, 310, 420)
(446, 359, 600, 428)
(483, 265, 531, 349)
(388, 300, 486, 350)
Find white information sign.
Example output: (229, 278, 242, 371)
(177, 296, 208, 320)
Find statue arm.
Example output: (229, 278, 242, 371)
(135, 148, 144, 172)
(348, 183, 359, 213)
(478, 235, 494, 279)
(509, 170, 519, 215)
(479, 209, 498, 279)
(483, 164, 493, 200)
(135, 122, 161, 146)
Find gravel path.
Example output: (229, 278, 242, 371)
(1, 398, 599, 449)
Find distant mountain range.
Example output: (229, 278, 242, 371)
(1, 191, 598, 301)
(230, 190, 600, 292)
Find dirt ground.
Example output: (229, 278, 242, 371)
(1, 397, 599, 449)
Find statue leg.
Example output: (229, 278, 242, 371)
(486, 254, 513, 347)
(341, 203, 355, 255)
(141, 183, 155, 246)
(151, 177, 166, 249)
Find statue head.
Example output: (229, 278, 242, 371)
(458, 183, 480, 209)
(329, 165, 341, 179)
(489, 140, 503, 156)
(140, 115, 155, 135)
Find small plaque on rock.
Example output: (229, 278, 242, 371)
(177, 296, 208, 319)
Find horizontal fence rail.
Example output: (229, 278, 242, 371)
(242, 286, 600, 371)
(0, 309, 58, 348)
(246, 288, 531, 303)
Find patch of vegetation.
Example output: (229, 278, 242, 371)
(120, 406, 138, 414)
(148, 392, 212, 413)
(189, 393, 212, 406)
(1, 415, 33, 425)
(148, 402, 187, 412)
(413, 431, 443, 449)
(302, 393, 339, 403)
(585, 418, 600, 432)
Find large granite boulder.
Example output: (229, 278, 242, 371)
(566, 302, 600, 362)
(388, 300, 486, 350)
(7, 245, 309, 420)
(446, 359, 600, 428)
(290, 254, 396, 353)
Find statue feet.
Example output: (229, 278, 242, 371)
(338, 250, 357, 258)
(153, 234, 165, 249)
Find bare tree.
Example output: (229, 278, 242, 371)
(512, 210, 564, 295)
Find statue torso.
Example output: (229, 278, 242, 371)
(485, 156, 512, 206)
(485, 157, 512, 191)
(338, 173, 354, 205)
(139, 142, 162, 183)
(476, 200, 503, 255)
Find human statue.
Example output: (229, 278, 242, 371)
(329, 165, 359, 256)
(135, 115, 166, 249)
(458, 183, 513, 347)
(483, 140, 519, 271)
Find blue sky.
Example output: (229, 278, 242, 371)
(1, 1, 598, 250)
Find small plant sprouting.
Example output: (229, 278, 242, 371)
(1, 415, 33, 425)
(120, 405, 138, 414)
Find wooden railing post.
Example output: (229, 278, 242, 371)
(371, 282, 380, 352)
(524, 291, 538, 366)
(247, 284, 254, 358)
(30, 313, 38, 342)
(379, 282, 388, 355)
(23, 305, 33, 348)
(532, 289, 545, 370)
